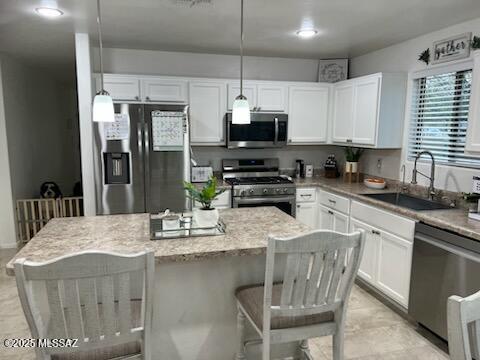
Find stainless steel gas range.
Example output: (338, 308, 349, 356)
(222, 159, 296, 216)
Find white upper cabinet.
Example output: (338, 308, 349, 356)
(99, 75, 141, 101)
(227, 82, 286, 112)
(141, 78, 188, 103)
(189, 81, 227, 145)
(227, 82, 257, 110)
(332, 73, 406, 148)
(352, 76, 380, 145)
(466, 52, 480, 152)
(256, 84, 287, 111)
(288, 85, 330, 144)
(332, 82, 354, 143)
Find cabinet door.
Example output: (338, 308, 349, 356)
(350, 218, 378, 285)
(318, 205, 334, 230)
(227, 83, 257, 110)
(376, 231, 412, 307)
(296, 203, 317, 228)
(333, 211, 349, 233)
(189, 81, 227, 144)
(100, 75, 141, 101)
(142, 79, 188, 102)
(332, 83, 354, 143)
(352, 76, 380, 145)
(288, 86, 330, 144)
(256, 84, 286, 111)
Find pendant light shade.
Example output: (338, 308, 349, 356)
(232, 95, 250, 124)
(232, 0, 250, 125)
(93, 90, 115, 123)
(92, 0, 114, 123)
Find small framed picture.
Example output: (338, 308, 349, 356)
(431, 32, 471, 64)
(318, 59, 349, 83)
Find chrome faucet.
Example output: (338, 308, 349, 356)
(411, 151, 436, 200)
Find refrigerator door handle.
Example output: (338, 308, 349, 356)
(144, 120, 151, 212)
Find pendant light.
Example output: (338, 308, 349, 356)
(232, 0, 250, 124)
(92, 0, 114, 122)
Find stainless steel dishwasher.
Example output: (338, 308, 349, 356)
(409, 222, 480, 340)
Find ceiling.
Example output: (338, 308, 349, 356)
(1, 0, 480, 80)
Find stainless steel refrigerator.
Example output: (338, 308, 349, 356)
(93, 103, 191, 215)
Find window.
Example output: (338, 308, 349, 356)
(408, 69, 480, 168)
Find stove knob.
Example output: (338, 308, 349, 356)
(240, 190, 246, 197)
(283, 188, 288, 193)
(275, 188, 280, 193)
(263, 188, 268, 194)
(249, 189, 255, 194)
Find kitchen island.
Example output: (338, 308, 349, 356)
(6, 207, 312, 360)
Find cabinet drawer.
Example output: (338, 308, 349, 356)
(296, 188, 316, 203)
(318, 190, 350, 214)
(351, 201, 415, 241)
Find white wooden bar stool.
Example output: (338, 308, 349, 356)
(235, 229, 365, 360)
(448, 289, 480, 360)
(14, 250, 154, 360)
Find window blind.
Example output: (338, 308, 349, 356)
(408, 69, 480, 168)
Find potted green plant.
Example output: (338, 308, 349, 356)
(344, 147, 364, 173)
(184, 176, 225, 227)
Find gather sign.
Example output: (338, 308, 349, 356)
(432, 32, 471, 64)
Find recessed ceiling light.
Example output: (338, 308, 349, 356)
(296, 29, 318, 39)
(35, 7, 64, 18)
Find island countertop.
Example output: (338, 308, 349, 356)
(6, 207, 312, 276)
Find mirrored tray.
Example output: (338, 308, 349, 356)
(150, 213, 226, 240)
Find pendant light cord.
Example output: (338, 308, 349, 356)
(97, 0, 105, 91)
(239, 0, 244, 97)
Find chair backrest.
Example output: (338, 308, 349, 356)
(448, 291, 480, 360)
(263, 229, 365, 329)
(14, 251, 154, 359)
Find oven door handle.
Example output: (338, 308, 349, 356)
(274, 117, 279, 145)
(234, 196, 294, 204)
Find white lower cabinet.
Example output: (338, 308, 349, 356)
(318, 205, 348, 233)
(350, 201, 414, 308)
(296, 202, 317, 228)
(350, 218, 378, 284)
(376, 231, 412, 306)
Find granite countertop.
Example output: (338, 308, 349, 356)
(6, 207, 311, 276)
(294, 176, 480, 242)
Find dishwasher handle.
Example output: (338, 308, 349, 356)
(415, 233, 480, 264)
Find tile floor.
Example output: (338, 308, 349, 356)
(0, 248, 449, 360)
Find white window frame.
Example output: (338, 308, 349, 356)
(399, 58, 480, 192)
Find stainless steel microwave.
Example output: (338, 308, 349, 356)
(226, 112, 288, 149)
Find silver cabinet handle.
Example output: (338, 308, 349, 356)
(328, 210, 334, 215)
(372, 230, 381, 235)
(258, 107, 261, 111)
(145, 96, 151, 101)
(300, 194, 312, 198)
(328, 199, 336, 204)
(346, 139, 353, 143)
(134, 96, 140, 101)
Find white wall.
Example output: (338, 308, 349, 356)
(0, 58, 16, 248)
(350, 17, 480, 192)
(192, 145, 344, 172)
(93, 48, 320, 82)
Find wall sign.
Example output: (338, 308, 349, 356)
(431, 32, 471, 64)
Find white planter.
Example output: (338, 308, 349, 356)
(345, 161, 358, 173)
(193, 208, 219, 228)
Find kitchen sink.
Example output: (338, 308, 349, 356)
(361, 192, 453, 211)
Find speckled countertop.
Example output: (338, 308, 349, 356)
(294, 176, 480, 242)
(6, 207, 311, 276)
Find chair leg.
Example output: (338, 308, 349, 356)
(236, 305, 247, 360)
(299, 340, 313, 360)
(333, 322, 345, 360)
(262, 340, 270, 360)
